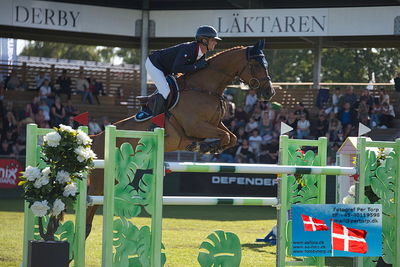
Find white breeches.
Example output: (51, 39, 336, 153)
(145, 58, 170, 99)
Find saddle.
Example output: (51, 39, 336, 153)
(134, 75, 180, 122)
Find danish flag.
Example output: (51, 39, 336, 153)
(301, 214, 329, 231)
(331, 222, 368, 254)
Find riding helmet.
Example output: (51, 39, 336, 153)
(195, 25, 222, 41)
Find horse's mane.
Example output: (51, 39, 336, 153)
(176, 46, 245, 79)
(207, 46, 245, 61)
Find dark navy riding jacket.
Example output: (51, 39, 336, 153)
(148, 41, 202, 75)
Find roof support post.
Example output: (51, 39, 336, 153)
(313, 37, 322, 89)
(140, 0, 150, 96)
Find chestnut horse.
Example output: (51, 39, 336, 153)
(85, 40, 275, 235)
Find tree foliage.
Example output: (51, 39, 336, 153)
(20, 41, 399, 82)
(20, 41, 140, 64)
(265, 48, 400, 82)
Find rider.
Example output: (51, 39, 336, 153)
(136, 25, 221, 121)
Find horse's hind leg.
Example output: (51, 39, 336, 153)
(165, 119, 203, 152)
(185, 122, 231, 153)
(85, 168, 104, 238)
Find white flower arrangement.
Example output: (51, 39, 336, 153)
(19, 124, 96, 241)
(342, 184, 356, 204)
(43, 131, 61, 147)
(63, 182, 78, 197)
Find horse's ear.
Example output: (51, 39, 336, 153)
(257, 39, 265, 49)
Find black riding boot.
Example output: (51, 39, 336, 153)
(150, 93, 166, 116)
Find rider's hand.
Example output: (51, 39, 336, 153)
(194, 59, 208, 70)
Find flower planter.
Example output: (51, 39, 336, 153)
(28, 240, 69, 267)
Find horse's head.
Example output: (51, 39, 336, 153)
(238, 40, 275, 100)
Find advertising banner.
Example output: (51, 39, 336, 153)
(178, 172, 277, 197)
(292, 204, 382, 257)
(0, 159, 24, 188)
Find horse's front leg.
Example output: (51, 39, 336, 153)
(217, 121, 237, 151)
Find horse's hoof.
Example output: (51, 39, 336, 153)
(186, 142, 200, 152)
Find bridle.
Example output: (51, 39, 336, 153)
(237, 60, 271, 90)
(207, 56, 271, 90)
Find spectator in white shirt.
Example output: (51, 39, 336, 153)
(35, 71, 50, 90)
(244, 89, 257, 113)
(39, 79, 52, 104)
(248, 129, 262, 155)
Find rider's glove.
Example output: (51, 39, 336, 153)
(194, 59, 208, 70)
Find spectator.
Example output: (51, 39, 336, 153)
(359, 89, 374, 108)
(370, 103, 381, 128)
(259, 137, 279, 164)
(89, 77, 105, 104)
(234, 106, 249, 128)
(89, 117, 102, 135)
(357, 98, 370, 121)
(39, 79, 53, 104)
(50, 97, 66, 127)
(245, 117, 258, 133)
(294, 102, 309, 120)
(337, 102, 358, 137)
(259, 111, 273, 137)
(66, 116, 77, 129)
(3, 111, 18, 132)
(252, 105, 262, 121)
(35, 71, 50, 90)
(214, 147, 235, 163)
(13, 139, 26, 160)
(315, 113, 329, 137)
(244, 89, 257, 113)
(31, 97, 40, 114)
(3, 129, 18, 146)
(248, 129, 262, 154)
(57, 69, 72, 100)
(340, 86, 358, 108)
(0, 139, 13, 156)
(328, 118, 343, 143)
(35, 110, 47, 128)
(18, 103, 35, 128)
(234, 127, 248, 147)
(235, 139, 255, 163)
(101, 116, 111, 131)
(76, 72, 92, 104)
(296, 114, 310, 139)
(394, 72, 400, 116)
(379, 102, 395, 128)
(378, 88, 390, 105)
(327, 143, 341, 165)
(38, 100, 50, 122)
(6, 70, 22, 90)
(64, 100, 79, 118)
(88, 76, 100, 104)
(327, 88, 342, 114)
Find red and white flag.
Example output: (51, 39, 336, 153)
(331, 222, 368, 254)
(301, 214, 329, 231)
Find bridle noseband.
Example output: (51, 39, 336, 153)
(237, 60, 271, 90)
